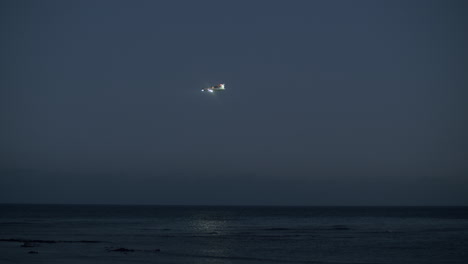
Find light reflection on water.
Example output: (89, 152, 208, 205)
(2, 205, 468, 263)
(187, 215, 233, 257)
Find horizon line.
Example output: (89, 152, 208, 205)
(1, 202, 467, 207)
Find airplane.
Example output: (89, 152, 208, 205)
(201, 83, 225, 93)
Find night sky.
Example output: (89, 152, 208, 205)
(1, 0, 467, 205)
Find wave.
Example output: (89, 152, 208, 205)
(0, 221, 41, 225)
(263, 227, 294, 231)
(160, 250, 381, 264)
(0, 238, 102, 243)
(262, 225, 353, 232)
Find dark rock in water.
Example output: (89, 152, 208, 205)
(28, 251, 39, 254)
(110, 247, 135, 252)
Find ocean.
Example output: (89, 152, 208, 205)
(0, 205, 467, 263)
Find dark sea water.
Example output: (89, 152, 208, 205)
(0, 205, 467, 264)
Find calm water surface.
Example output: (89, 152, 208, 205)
(0, 205, 467, 263)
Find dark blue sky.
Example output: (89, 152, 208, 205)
(1, 0, 467, 205)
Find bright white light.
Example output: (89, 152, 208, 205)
(209, 90, 214, 93)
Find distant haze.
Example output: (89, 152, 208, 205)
(1, 0, 467, 205)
